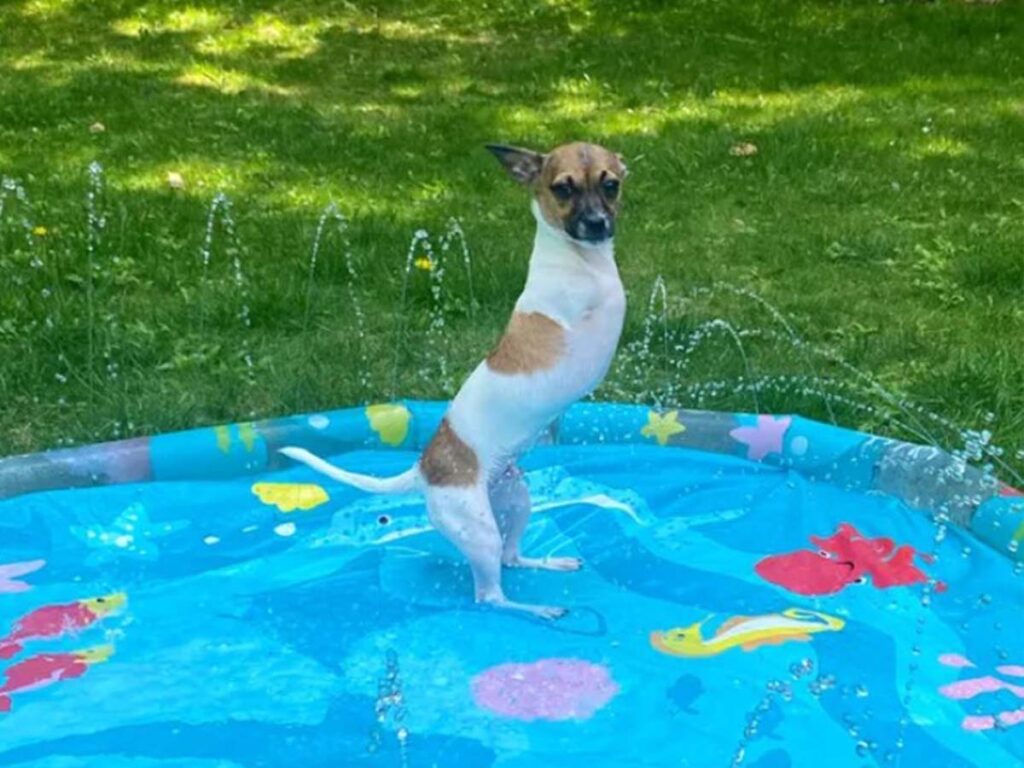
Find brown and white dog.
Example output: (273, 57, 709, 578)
(282, 141, 628, 619)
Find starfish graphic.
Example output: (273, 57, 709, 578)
(729, 415, 792, 461)
(71, 503, 190, 564)
(641, 410, 686, 446)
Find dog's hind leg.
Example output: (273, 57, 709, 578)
(426, 483, 566, 620)
(490, 464, 582, 572)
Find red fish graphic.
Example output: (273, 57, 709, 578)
(755, 523, 939, 596)
(0, 593, 126, 659)
(0, 645, 114, 712)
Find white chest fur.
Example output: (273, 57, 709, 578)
(447, 210, 627, 477)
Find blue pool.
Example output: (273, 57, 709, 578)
(0, 401, 1022, 767)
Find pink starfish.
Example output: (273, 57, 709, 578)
(0, 561, 45, 594)
(729, 416, 792, 461)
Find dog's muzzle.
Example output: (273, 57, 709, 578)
(570, 211, 613, 244)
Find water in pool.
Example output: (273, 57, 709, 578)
(0, 401, 1022, 767)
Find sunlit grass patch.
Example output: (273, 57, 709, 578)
(17, 0, 79, 21)
(175, 64, 300, 96)
(195, 14, 327, 59)
(112, 6, 229, 37)
(912, 136, 973, 159)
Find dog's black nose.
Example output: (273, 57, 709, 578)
(575, 212, 612, 242)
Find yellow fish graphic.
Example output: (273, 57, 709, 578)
(365, 404, 411, 447)
(650, 608, 845, 658)
(252, 482, 330, 513)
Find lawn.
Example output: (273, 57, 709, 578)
(1, 0, 1022, 479)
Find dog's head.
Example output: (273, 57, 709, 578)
(486, 141, 627, 246)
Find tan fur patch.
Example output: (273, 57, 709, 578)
(420, 418, 479, 487)
(534, 142, 626, 230)
(486, 311, 566, 374)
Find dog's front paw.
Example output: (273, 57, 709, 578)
(534, 605, 569, 621)
(543, 556, 583, 572)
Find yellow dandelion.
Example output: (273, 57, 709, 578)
(32, 225, 48, 237)
(167, 171, 185, 190)
(414, 256, 433, 271)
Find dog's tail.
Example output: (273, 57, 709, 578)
(279, 447, 422, 495)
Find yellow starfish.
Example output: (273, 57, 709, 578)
(641, 410, 686, 446)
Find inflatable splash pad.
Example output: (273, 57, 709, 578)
(0, 401, 1022, 767)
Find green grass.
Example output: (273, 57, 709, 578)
(1, 0, 1022, 478)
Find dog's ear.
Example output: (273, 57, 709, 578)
(486, 144, 545, 185)
(616, 153, 629, 179)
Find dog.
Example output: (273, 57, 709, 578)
(282, 141, 628, 619)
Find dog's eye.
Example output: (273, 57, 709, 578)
(602, 178, 620, 198)
(550, 181, 573, 201)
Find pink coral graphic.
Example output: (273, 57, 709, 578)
(938, 653, 1024, 732)
(729, 416, 792, 461)
(471, 658, 619, 721)
(962, 709, 1024, 732)
(940, 676, 1024, 700)
(938, 653, 975, 669)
